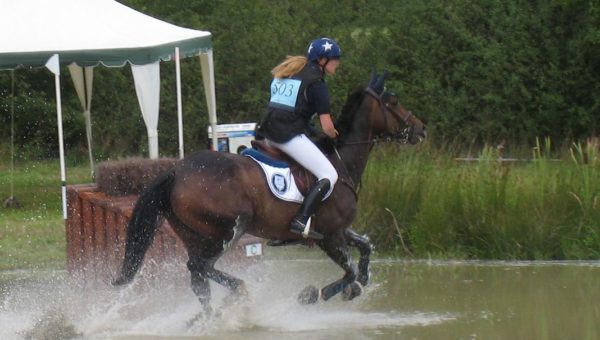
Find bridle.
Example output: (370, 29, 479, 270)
(339, 87, 416, 147)
(365, 87, 416, 144)
(332, 86, 419, 198)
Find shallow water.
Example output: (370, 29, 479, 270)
(1, 250, 599, 339)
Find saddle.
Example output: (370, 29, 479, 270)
(248, 140, 315, 196)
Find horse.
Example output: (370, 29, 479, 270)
(113, 73, 426, 314)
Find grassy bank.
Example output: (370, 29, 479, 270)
(357, 139, 600, 260)
(1, 141, 599, 270)
(0, 159, 91, 270)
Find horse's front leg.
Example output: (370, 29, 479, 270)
(298, 229, 357, 304)
(345, 228, 372, 286)
(340, 228, 372, 301)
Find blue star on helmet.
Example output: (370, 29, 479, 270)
(322, 41, 333, 51)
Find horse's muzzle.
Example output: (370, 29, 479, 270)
(403, 126, 426, 145)
(413, 127, 427, 144)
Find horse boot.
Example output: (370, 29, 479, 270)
(289, 178, 331, 239)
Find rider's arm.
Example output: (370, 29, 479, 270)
(319, 113, 338, 139)
(308, 82, 338, 139)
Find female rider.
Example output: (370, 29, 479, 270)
(259, 37, 341, 239)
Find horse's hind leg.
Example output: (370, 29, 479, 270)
(204, 215, 249, 295)
(299, 230, 357, 304)
(185, 237, 220, 316)
(187, 239, 246, 295)
(188, 260, 212, 314)
(188, 224, 248, 298)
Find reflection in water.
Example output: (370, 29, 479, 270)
(1, 255, 599, 339)
(372, 260, 600, 340)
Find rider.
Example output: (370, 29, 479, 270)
(259, 37, 341, 239)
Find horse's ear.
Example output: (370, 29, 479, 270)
(369, 72, 378, 89)
(373, 72, 386, 94)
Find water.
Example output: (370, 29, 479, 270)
(1, 251, 599, 339)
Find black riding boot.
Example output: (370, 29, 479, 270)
(289, 179, 331, 239)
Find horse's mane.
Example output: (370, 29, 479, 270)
(335, 87, 365, 143)
(313, 73, 387, 153)
(334, 72, 386, 144)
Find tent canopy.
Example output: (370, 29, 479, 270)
(1, 0, 219, 219)
(0, 0, 212, 68)
(0, 0, 218, 159)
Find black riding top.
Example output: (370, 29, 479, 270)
(260, 62, 331, 143)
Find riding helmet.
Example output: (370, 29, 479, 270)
(306, 37, 341, 61)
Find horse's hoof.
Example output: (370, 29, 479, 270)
(111, 276, 131, 286)
(186, 306, 214, 328)
(358, 271, 371, 287)
(235, 282, 249, 297)
(223, 284, 248, 306)
(342, 281, 363, 301)
(298, 285, 320, 304)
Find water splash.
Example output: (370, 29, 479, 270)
(1, 259, 454, 339)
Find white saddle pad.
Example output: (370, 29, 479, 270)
(244, 153, 304, 203)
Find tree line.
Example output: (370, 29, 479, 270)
(1, 0, 598, 159)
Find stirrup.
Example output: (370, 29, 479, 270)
(290, 217, 323, 240)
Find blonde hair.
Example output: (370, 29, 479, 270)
(271, 55, 308, 78)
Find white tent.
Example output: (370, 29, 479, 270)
(0, 0, 219, 218)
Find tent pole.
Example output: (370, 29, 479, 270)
(175, 47, 184, 159)
(10, 70, 15, 200)
(1, 69, 24, 209)
(47, 55, 68, 219)
(56, 73, 68, 220)
(200, 51, 218, 151)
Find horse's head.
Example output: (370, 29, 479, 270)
(364, 73, 427, 145)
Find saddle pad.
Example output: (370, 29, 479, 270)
(242, 148, 304, 203)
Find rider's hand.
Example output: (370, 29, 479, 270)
(318, 134, 337, 151)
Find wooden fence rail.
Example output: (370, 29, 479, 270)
(65, 184, 264, 283)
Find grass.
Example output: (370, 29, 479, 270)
(0, 158, 92, 270)
(356, 139, 600, 260)
(1, 139, 599, 270)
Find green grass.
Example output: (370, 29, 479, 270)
(356, 139, 600, 260)
(0, 159, 92, 270)
(1, 140, 599, 270)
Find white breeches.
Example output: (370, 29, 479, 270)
(266, 134, 338, 195)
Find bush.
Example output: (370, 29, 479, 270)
(1, 1, 598, 158)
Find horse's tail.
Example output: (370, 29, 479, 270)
(112, 169, 175, 286)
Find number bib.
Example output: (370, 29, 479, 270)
(269, 78, 302, 111)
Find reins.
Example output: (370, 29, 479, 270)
(332, 146, 360, 201)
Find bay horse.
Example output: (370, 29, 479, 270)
(113, 73, 426, 313)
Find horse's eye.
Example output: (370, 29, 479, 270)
(386, 95, 399, 106)
(382, 92, 399, 106)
